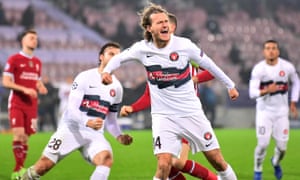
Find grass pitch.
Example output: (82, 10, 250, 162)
(0, 129, 299, 179)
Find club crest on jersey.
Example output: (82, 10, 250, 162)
(110, 89, 116, 97)
(28, 61, 33, 67)
(169, 52, 179, 61)
(279, 70, 285, 77)
(204, 132, 212, 140)
(72, 82, 78, 90)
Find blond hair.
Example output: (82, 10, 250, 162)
(138, 3, 168, 42)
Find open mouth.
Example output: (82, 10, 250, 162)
(160, 29, 169, 34)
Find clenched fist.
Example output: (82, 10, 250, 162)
(117, 134, 133, 145)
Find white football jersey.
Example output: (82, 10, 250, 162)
(104, 35, 235, 115)
(61, 68, 123, 133)
(249, 58, 300, 113)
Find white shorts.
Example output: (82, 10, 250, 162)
(42, 125, 112, 164)
(256, 109, 289, 142)
(152, 111, 219, 156)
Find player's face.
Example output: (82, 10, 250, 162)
(100, 46, 120, 67)
(22, 33, 38, 50)
(147, 13, 170, 43)
(263, 42, 279, 61)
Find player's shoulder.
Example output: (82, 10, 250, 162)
(7, 53, 20, 61)
(75, 68, 97, 80)
(279, 58, 295, 67)
(172, 35, 191, 43)
(252, 60, 266, 72)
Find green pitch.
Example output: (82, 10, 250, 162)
(1, 129, 299, 179)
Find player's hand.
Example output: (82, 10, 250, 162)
(102, 72, 112, 85)
(23, 87, 38, 98)
(38, 86, 48, 95)
(31, 118, 38, 132)
(192, 76, 198, 84)
(117, 134, 133, 145)
(120, 105, 133, 117)
(267, 83, 278, 93)
(228, 88, 239, 100)
(86, 118, 104, 130)
(290, 102, 298, 119)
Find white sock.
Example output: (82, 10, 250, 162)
(90, 166, 110, 180)
(272, 147, 284, 166)
(218, 164, 237, 180)
(254, 146, 266, 172)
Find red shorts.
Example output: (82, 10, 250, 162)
(9, 107, 38, 136)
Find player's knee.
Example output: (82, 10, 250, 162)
(93, 151, 113, 167)
(157, 155, 172, 171)
(257, 140, 269, 151)
(276, 141, 287, 151)
(171, 158, 185, 169)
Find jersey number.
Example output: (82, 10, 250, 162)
(48, 138, 62, 150)
(153, 136, 162, 149)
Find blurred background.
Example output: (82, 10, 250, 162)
(0, 0, 300, 131)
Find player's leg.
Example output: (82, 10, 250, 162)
(178, 112, 236, 180)
(152, 114, 181, 180)
(203, 149, 237, 180)
(154, 153, 173, 180)
(84, 133, 113, 180)
(172, 139, 217, 180)
(10, 108, 30, 179)
(21, 156, 55, 180)
(169, 140, 189, 180)
(271, 114, 289, 179)
(22, 126, 78, 179)
(254, 110, 272, 179)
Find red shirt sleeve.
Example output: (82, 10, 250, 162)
(131, 84, 151, 112)
(196, 70, 214, 83)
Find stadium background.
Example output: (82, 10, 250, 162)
(0, 0, 300, 131)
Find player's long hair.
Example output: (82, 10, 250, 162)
(138, 3, 168, 42)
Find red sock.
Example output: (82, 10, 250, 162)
(181, 160, 217, 180)
(22, 144, 28, 167)
(169, 167, 186, 180)
(12, 141, 24, 171)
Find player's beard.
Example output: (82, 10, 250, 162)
(153, 33, 169, 48)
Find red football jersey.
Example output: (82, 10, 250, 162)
(3, 52, 42, 109)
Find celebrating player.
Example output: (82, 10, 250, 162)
(2, 29, 48, 180)
(120, 13, 217, 180)
(102, 3, 239, 180)
(21, 42, 133, 180)
(249, 40, 300, 180)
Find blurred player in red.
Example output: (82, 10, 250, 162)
(120, 13, 217, 180)
(249, 40, 300, 180)
(2, 29, 48, 180)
